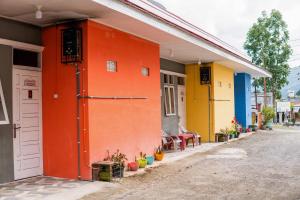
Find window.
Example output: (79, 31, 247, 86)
(13, 49, 40, 68)
(177, 77, 185, 86)
(163, 73, 176, 116)
(164, 85, 176, 116)
(163, 74, 174, 84)
(0, 79, 9, 125)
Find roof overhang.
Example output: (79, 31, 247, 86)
(92, 0, 271, 78)
(0, 0, 271, 77)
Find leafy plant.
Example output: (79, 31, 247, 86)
(262, 106, 275, 124)
(220, 128, 230, 135)
(111, 150, 128, 167)
(139, 152, 146, 160)
(244, 10, 292, 105)
(155, 146, 164, 154)
(297, 89, 300, 97)
(103, 149, 128, 167)
(231, 117, 241, 133)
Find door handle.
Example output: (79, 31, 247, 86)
(13, 124, 21, 139)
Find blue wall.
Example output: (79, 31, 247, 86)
(234, 73, 251, 128)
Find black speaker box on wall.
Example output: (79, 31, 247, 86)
(61, 28, 82, 64)
(200, 66, 211, 85)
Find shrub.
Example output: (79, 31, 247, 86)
(262, 107, 275, 125)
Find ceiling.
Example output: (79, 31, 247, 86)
(0, 0, 270, 77)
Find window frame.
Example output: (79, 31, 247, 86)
(164, 85, 176, 116)
(0, 79, 9, 125)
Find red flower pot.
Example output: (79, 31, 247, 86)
(128, 162, 138, 171)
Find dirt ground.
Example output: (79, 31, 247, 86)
(82, 128, 300, 200)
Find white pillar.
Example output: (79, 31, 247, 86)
(278, 112, 283, 124)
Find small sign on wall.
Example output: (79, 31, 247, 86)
(24, 79, 36, 87)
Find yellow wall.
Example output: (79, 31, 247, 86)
(186, 64, 213, 142)
(185, 63, 235, 142)
(211, 63, 235, 134)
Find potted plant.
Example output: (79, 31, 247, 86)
(146, 155, 154, 165)
(219, 128, 230, 142)
(231, 117, 241, 138)
(154, 146, 164, 161)
(109, 150, 128, 178)
(137, 152, 147, 168)
(248, 125, 257, 131)
(127, 161, 139, 171)
(262, 107, 275, 130)
(228, 130, 236, 139)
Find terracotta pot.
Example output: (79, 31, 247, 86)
(154, 153, 164, 161)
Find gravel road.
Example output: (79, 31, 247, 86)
(82, 128, 300, 200)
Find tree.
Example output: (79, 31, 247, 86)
(244, 10, 292, 108)
(297, 89, 300, 96)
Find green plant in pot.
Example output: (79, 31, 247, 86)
(154, 146, 164, 161)
(137, 152, 147, 168)
(228, 130, 236, 139)
(262, 106, 275, 130)
(219, 128, 230, 141)
(231, 117, 241, 138)
(104, 149, 128, 178)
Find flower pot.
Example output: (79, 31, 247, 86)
(127, 162, 139, 171)
(112, 164, 124, 178)
(266, 121, 273, 130)
(137, 159, 147, 168)
(154, 153, 164, 161)
(146, 156, 154, 165)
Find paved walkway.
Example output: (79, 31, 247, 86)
(0, 177, 112, 200)
(0, 132, 253, 200)
(82, 129, 300, 200)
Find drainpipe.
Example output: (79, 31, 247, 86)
(75, 63, 81, 180)
(208, 85, 211, 143)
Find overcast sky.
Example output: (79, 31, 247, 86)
(156, 0, 300, 68)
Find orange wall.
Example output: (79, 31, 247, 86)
(86, 21, 161, 166)
(42, 22, 89, 180)
(42, 20, 161, 180)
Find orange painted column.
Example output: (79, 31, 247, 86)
(42, 22, 90, 180)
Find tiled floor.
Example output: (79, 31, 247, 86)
(0, 176, 109, 200)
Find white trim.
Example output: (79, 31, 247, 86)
(13, 65, 42, 72)
(0, 79, 9, 125)
(0, 38, 44, 52)
(160, 70, 186, 78)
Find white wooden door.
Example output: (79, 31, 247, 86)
(177, 85, 186, 127)
(13, 68, 43, 180)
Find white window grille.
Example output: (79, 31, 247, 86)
(164, 85, 176, 116)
